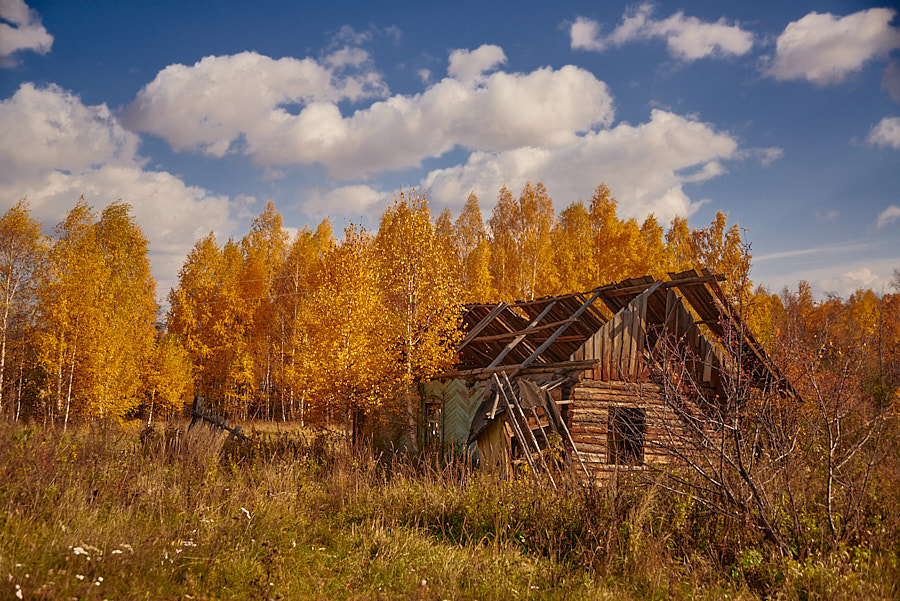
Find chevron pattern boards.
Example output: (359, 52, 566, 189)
(443, 379, 486, 447)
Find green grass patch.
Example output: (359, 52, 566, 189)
(0, 421, 897, 600)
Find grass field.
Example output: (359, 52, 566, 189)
(1, 420, 898, 600)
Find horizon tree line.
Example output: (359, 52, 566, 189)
(1, 183, 896, 435)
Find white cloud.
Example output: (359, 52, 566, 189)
(570, 5, 753, 60)
(448, 44, 506, 82)
(325, 46, 371, 69)
(0, 83, 138, 177)
(0, 83, 236, 299)
(570, 16, 607, 52)
(884, 60, 900, 102)
(752, 244, 896, 298)
(422, 109, 739, 223)
(868, 116, 900, 149)
(767, 8, 900, 85)
(759, 147, 784, 166)
(124, 51, 388, 157)
(332, 24, 373, 46)
(301, 184, 392, 222)
(0, 0, 53, 66)
(126, 51, 615, 179)
(819, 267, 883, 296)
(876, 205, 900, 228)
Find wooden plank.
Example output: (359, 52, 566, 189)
(601, 315, 612, 381)
(487, 301, 558, 369)
(472, 317, 577, 344)
(502, 372, 556, 488)
(629, 293, 646, 378)
(614, 312, 625, 380)
(577, 380, 663, 392)
(493, 373, 538, 479)
(505, 288, 607, 380)
(620, 308, 633, 380)
(439, 359, 599, 380)
(457, 303, 508, 351)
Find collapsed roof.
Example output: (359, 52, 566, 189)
(443, 269, 793, 399)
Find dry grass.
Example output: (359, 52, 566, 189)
(0, 420, 897, 600)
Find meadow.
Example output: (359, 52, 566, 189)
(2, 420, 899, 600)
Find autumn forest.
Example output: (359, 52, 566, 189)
(1, 182, 897, 432)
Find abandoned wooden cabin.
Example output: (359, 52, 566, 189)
(423, 269, 792, 480)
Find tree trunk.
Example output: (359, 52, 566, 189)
(64, 333, 77, 432)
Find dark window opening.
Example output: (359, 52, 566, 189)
(422, 402, 442, 450)
(608, 407, 646, 465)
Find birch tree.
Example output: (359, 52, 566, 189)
(0, 200, 47, 416)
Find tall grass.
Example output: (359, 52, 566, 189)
(1, 421, 897, 600)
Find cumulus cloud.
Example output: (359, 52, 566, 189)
(0, 0, 53, 66)
(868, 116, 900, 149)
(767, 8, 900, 85)
(570, 17, 607, 52)
(447, 44, 506, 82)
(126, 48, 614, 179)
(876, 205, 900, 228)
(570, 5, 753, 60)
(124, 51, 389, 157)
(820, 267, 883, 296)
(0, 83, 236, 297)
(422, 109, 739, 223)
(301, 184, 392, 222)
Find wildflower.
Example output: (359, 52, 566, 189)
(94, 576, 103, 586)
(75, 574, 85, 581)
(15, 584, 23, 600)
(73, 547, 88, 557)
(111, 550, 123, 555)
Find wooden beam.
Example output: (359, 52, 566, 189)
(601, 273, 724, 299)
(456, 302, 509, 351)
(470, 317, 577, 344)
(440, 359, 600, 381)
(487, 300, 558, 369)
(504, 288, 606, 379)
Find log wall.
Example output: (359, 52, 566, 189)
(569, 380, 687, 479)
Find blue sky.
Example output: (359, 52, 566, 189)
(1, 0, 899, 301)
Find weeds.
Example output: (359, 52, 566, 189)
(1, 420, 897, 599)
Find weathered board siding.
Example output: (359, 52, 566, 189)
(423, 379, 486, 449)
(476, 417, 511, 476)
(572, 285, 651, 382)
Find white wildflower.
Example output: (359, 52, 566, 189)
(111, 550, 123, 555)
(73, 547, 88, 557)
(15, 584, 23, 599)
(75, 574, 84, 581)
